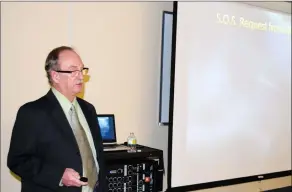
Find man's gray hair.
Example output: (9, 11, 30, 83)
(45, 46, 74, 84)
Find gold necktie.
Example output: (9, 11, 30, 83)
(69, 105, 98, 190)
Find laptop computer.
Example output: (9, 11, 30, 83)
(96, 114, 130, 151)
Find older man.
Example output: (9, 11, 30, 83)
(7, 46, 105, 192)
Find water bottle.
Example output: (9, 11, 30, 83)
(127, 132, 137, 153)
(131, 133, 137, 152)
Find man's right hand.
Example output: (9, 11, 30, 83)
(61, 168, 88, 187)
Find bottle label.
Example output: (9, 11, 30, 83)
(128, 139, 136, 145)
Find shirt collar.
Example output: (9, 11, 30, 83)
(51, 87, 78, 113)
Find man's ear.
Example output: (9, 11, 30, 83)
(51, 71, 60, 83)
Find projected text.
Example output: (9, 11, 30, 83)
(216, 13, 291, 34)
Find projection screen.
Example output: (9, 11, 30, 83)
(169, 1, 291, 190)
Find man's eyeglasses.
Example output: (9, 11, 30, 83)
(56, 67, 89, 76)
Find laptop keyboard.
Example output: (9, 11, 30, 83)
(104, 144, 121, 148)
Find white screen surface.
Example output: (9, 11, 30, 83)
(171, 2, 291, 188)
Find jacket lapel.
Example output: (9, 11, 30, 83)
(45, 90, 79, 151)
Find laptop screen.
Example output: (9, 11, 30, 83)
(96, 114, 117, 143)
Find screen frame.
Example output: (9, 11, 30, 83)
(158, 10, 173, 126)
(96, 114, 117, 143)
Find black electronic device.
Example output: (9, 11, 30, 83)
(105, 159, 160, 192)
(96, 114, 117, 144)
(80, 177, 88, 182)
(97, 114, 131, 151)
(104, 144, 164, 192)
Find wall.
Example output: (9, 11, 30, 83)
(1, 2, 290, 192)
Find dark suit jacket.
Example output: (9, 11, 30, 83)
(7, 90, 106, 192)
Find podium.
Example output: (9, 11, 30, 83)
(104, 144, 164, 192)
